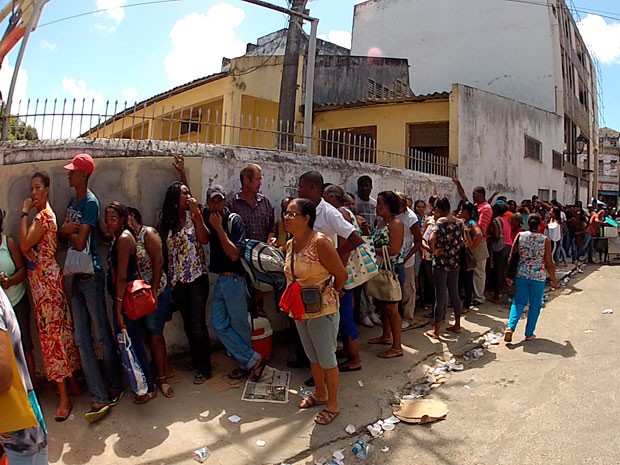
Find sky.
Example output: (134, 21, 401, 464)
(0, 0, 618, 138)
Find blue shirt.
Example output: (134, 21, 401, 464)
(66, 190, 102, 272)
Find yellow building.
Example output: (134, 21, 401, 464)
(86, 54, 456, 175)
(86, 55, 303, 149)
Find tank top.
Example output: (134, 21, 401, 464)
(0, 233, 26, 306)
(516, 231, 547, 282)
(136, 226, 167, 296)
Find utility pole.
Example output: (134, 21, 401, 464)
(1, 0, 47, 140)
(277, 0, 308, 151)
(240, 0, 317, 153)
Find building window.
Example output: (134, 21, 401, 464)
(408, 123, 451, 176)
(537, 189, 550, 202)
(525, 135, 542, 162)
(180, 120, 201, 135)
(367, 79, 376, 99)
(395, 79, 407, 97)
(320, 126, 377, 163)
(552, 150, 564, 170)
(552, 190, 558, 201)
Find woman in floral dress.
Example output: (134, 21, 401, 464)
(159, 182, 212, 384)
(19, 171, 81, 422)
(426, 197, 465, 340)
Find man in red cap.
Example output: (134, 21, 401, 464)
(60, 153, 123, 423)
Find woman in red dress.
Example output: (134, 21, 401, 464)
(20, 171, 81, 422)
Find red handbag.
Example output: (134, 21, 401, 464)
(123, 279, 157, 320)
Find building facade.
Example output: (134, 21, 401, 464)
(598, 127, 620, 207)
(351, 0, 598, 203)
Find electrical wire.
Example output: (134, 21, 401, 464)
(37, 0, 184, 28)
(502, 0, 620, 22)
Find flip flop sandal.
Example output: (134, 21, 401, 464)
(378, 349, 404, 359)
(250, 359, 268, 382)
(55, 405, 73, 422)
(314, 409, 340, 425)
(425, 330, 441, 340)
(299, 395, 328, 409)
(227, 368, 249, 380)
(446, 326, 462, 334)
(156, 377, 175, 398)
(133, 391, 157, 405)
(338, 363, 362, 372)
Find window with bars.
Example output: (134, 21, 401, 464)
(525, 135, 542, 162)
(319, 126, 377, 163)
(180, 120, 201, 135)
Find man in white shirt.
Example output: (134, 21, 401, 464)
(298, 172, 363, 259)
(396, 193, 423, 329)
(295, 171, 364, 387)
(354, 175, 377, 228)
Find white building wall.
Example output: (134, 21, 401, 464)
(455, 85, 565, 202)
(352, 0, 558, 113)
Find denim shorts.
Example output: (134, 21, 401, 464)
(338, 289, 359, 342)
(143, 284, 172, 336)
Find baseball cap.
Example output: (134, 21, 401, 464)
(206, 185, 225, 200)
(64, 153, 95, 174)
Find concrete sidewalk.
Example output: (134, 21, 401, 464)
(43, 264, 586, 465)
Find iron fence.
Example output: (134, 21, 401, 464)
(4, 97, 456, 177)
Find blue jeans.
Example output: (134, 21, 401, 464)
(210, 274, 260, 370)
(507, 277, 545, 337)
(576, 233, 592, 261)
(4, 447, 49, 465)
(71, 271, 122, 404)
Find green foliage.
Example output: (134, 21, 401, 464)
(7, 116, 39, 141)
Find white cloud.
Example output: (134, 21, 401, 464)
(164, 3, 247, 85)
(122, 87, 138, 103)
(40, 39, 57, 51)
(318, 30, 352, 49)
(577, 14, 620, 64)
(96, 0, 126, 22)
(0, 60, 29, 109)
(93, 0, 126, 32)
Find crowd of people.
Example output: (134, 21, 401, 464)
(1, 153, 616, 464)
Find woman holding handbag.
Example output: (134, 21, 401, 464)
(426, 197, 465, 339)
(19, 171, 81, 422)
(283, 198, 347, 425)
(367, 191, 405, 359)
(105, 202, 157, 404)
(458, 202, 483, 312)
(127, 207, 175, 398)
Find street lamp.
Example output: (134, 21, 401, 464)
(575, 134, 587, 154)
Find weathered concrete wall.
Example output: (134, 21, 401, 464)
(314, 55, 411, 105)
(0, 138, 455, 361)
(455, 85, 565, 202)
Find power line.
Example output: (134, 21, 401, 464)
(37, 0, 183, 28)
(502, 0, 620, 22)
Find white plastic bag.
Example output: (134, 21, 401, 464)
(117, 329, 148, 395)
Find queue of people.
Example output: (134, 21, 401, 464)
(1, 153, 612, 464)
